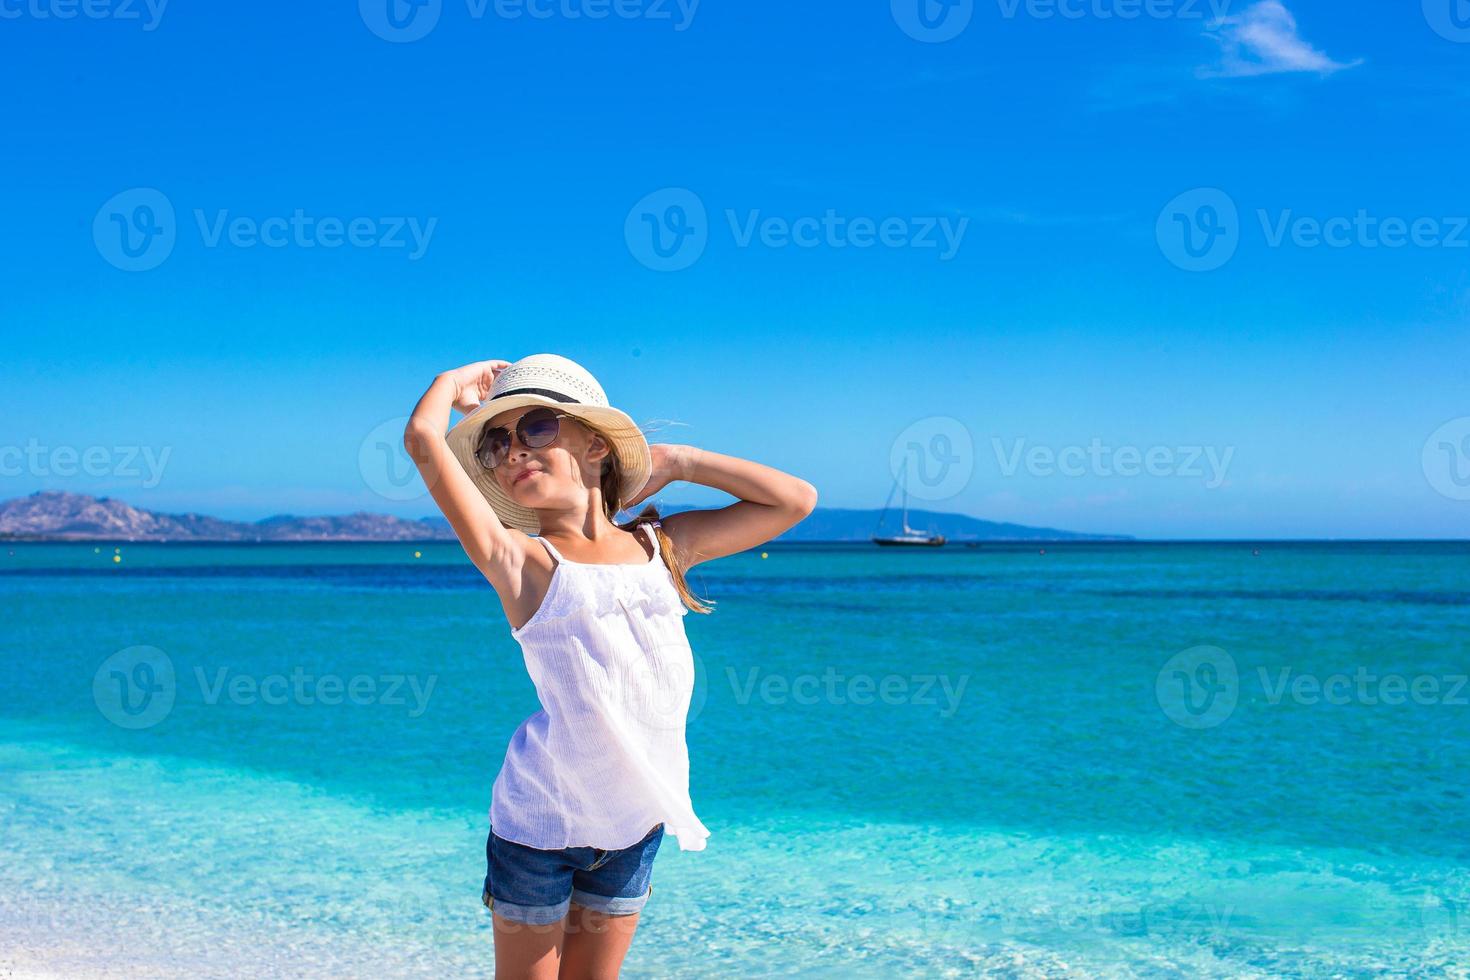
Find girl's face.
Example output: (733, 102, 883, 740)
(485, 406, 610, 506)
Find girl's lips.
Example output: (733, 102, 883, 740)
(514, 470, 539, 484)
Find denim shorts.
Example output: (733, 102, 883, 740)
(481, 823, 665, 926)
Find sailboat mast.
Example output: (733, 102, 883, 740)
(901, 465, 915, 535)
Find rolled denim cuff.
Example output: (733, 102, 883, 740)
(484, 890, 572, 926)
(570, 884, 652, 916)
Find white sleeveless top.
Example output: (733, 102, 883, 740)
(490, 521, 711, 852)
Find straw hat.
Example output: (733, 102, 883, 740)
(445, 354, 653, 535)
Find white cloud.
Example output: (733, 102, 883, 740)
(1201, 1, 1362, 79)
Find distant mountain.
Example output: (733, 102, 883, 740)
(0, 492, 455, 542)
(0, 492, 1127, 543)
(655, 504, 1130, 542)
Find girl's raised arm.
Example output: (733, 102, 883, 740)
(634, 445, 818, 569)
(402, 360, 521, 577)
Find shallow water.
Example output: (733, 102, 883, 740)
(3, 541, 1468, 977)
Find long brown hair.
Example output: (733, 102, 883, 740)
(592, 425, 714, 615)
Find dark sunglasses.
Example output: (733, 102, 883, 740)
(474, 407, 581, 470)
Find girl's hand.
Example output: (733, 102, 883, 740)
(443, 360, 511, 415)
(625, 444, 694, 509)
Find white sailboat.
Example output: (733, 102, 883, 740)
(871, 466, 946, 547)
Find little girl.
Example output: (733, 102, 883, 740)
(403, 353, 817, 979)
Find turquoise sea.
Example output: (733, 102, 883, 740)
(3, 540, 1468, 978)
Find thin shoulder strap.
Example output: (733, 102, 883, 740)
(533, 534, 564, 566)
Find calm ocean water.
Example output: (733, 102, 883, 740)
(2, 540, 1468, 978)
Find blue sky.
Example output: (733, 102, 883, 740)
(1, 0, 1467, 538)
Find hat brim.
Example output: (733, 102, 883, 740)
(445, 395, 653, 535)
